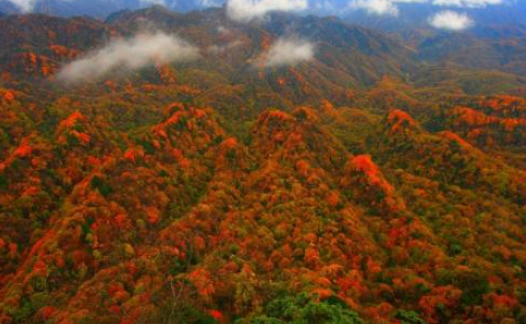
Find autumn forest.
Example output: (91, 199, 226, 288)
(1, 1, 526, 323)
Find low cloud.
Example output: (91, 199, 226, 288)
(349, 0, 426, 17)
(432, 0, 503, 8)
(260, 37, 315, 68)
(428, 10, 473, 30)
(207, 40, 244, 54)
(198, 0, 223, 6)
(57, 32, 199, 83)
(140, 0, 165, 5)
(6, 0, 165, 12)
(226, 0, 308, 22)
(350, 0, 400, 16)
(5, 0, 38, 12)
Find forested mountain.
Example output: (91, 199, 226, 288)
(0, 0, 214, 17)
(344, 1, 526, 31)
(1, 4, 526, 324)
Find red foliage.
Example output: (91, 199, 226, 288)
(194, 236, 206, 251)
(32, 260, 48, 277)
(312, 288, 333, 300)
(209, 309, 224, 322)
(59, 112, 86, 130)
(220, 137, 238, 151)
(3, 90, 15, 102)
(387, 109, 417, 133)
(349, 155, 394, 194)
(70, 130, 91, 145)
(37, 306, 56, 321)
(123, 148, 144, 163)
(114, 214, 129, 229)
(491, 293, 518, 309)
(305, 246, 321, 266)
(439, 131, 472, 149)
(12, 140, 32, 159)
(326, 191, 340, 207)
(109, 305, 121, 315)
(453, 106, 498, 127)
(419, 286, 462, 323)
(365, 257, 382, 276)
(8, 243, 17, 258)
(146, 207, 160, 224)
(50, 45, 74, 57)
(187, 268, 215, 299)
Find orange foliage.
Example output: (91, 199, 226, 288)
(305, 246, 321, 266)
(220, 137, 238, 151)
(365, 257, 382, 276)
(321, 99, 335, 113)
(49, 45, 78, 58)
(194, 236, 206, 251)
(187, 268, 215, 299)
(453, 106, 499, 127)
(439, 131, 472, 149)
(145, 207, 160, 224)
(156, 63, 176, 83)
(123, 148, 144, 163)
(59, 112, 86, 130)
(312, 288, 333, 300)
(114, 214, 129, 229)
(419, 286, 462, 323)
(3, 90, 15, 102)
(12, 139, 32, 159)
(70, 130, 91, 145)
(349, 155, 394, 194)
(326, 191, 340, 207)
(36, 306, 56, 321)
(387, 109, 417, 133)
(295, 160, 311, 178)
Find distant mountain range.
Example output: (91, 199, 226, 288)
(344, 1, 526, 32)
(2, 5, 526, 96)
(1, 0, 526, 29)
(0, 0, 213, 17)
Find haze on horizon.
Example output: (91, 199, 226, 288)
(1, 0, 525, 32)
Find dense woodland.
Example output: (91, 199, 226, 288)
(1, 6, 526, 324)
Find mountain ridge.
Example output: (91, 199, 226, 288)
(1, 5, 526, 324)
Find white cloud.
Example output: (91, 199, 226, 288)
(5, 0, 38, 12)
(350, 0, 399, 16)
(226, 0, 308, 22)
(428, 10, 474, 30)
(260, 36, 315, 67)
(140, 0, 165, 5)
(432, 0, 503, 8)
(348, 0, 427, 17)
(57, 32, 199, 83)
(198, 0, 223, 6)
(207, 40, 244, 54)
(5, 0, 166, 13)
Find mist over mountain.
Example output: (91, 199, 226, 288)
(1, 0, 526, 30)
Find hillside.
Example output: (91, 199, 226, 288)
(1, 6, 526, 324)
